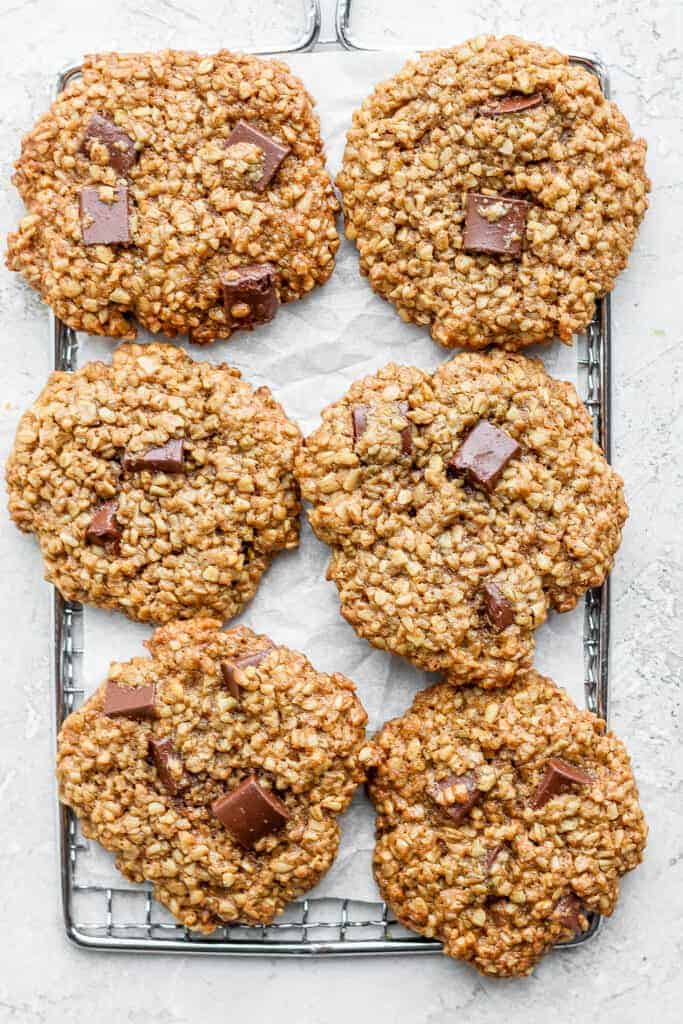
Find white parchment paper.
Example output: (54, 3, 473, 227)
(79, 51, 585, 902)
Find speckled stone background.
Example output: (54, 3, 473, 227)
(0, 1, 680, 1021)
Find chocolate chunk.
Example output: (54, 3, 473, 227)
(79, 186, 130, 245)
(103, 680, 156, 719)
(220, 662, 241, 700)
(351, 402, 413, 452)
(351, 406, 368, 443)
(463, 192, 529, 257)
(86, 500, 121, 545)
(484, 845, 503, 872)
(482, 581, 514, 630)
(398, 401, 413, 454)
(224, 121, 290, 192)
(479, 93, 543, 116)
(531, 757, 594, 809)
(428, 772, 481, 825)
(212, 776, 290, 847)
(448, 419, 520, 492)
(220, 647, 273, 699)
(148, 736, 184, 795)
(122, 439, 185, 473)
(555, 894, 584, 934)
(81, 113, 137, 174)
(221, 263, 279, 329)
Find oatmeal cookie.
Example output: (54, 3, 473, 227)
(338, 35, 649, 349)
(7, 50, 339, 343)
(362, 672, 647, 976)
(6, 342, 301, 623)
(295, 350, 627, 686)
(57, 620, 368, 931)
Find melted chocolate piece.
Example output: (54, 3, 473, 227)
(224, 121, 290, 192)
(148, 736, 184, 795)
(103, 680, 156, 719)
(221, 263, 279, 329)
(351, 406, 368, 444)
(463, 192, 529, 257)
(81, 113, 137, 174)
(350, 401, 413, 454)
(555, 894, 585, 934)
(220, 647, 273, 700)
(122, 439, 185, 473)
(482, 581, 514, 630)
(479, 93, 543, 116)
(398, 401, 413, 454)
(448, 419, 520, 492)
(85, 500, 121, 546)
(80, 186, 130, 245)
(531, 757, 594, 809)
(212, 776, 290, 847)
(484, 845, 504, 872)
(428, 772, 481, 825)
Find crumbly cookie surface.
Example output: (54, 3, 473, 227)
(7, 50, 339, 342)
(337, 35, 649, 349)
(296, 350, 627, 686)
(6, 342, 301, 623)
(57, 620, 368, 931)
(362, 672, 647, 976)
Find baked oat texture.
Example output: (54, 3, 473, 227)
(6, 342, 301, 623)
(337, 35, 649, 349)
(6, 50, 339, 343)
(57, 620, 368, 931)
(363, 672, 647, 977)
(296, 350, 627, 686)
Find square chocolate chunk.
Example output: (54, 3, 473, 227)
(224, 121, 290, 192)
(212, 776, 290, 848)
(122, 439, 185, 473)
(222, 263, 278, 329)
(531, 757, 593, 809)
(220, 646, 273, 700)
(463, 192, 529, 257)
(448, 419, 520, 492)
(482, 581, 514, 630)
(148, 736, 185, 795)
(82, 113, 137, 174)
(80, 186, 130, 245)
(85, 500, 121, 546)
(103, 680, 156, 719)
(427, 772, 481, 825)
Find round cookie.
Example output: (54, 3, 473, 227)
(6, 342, 301, 624)
(57, 620, 368, 931)
(7, 49, 339, 343)
(295, 350, 627, 687)
(337, 35, 649, 350)
(362, 672, 647, 976)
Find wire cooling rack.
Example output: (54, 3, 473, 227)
(52, 7, 611, 954)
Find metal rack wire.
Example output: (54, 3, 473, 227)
(52, 11, 611, 955)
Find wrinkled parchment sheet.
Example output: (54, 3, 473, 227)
(79, 51, 585, 902)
